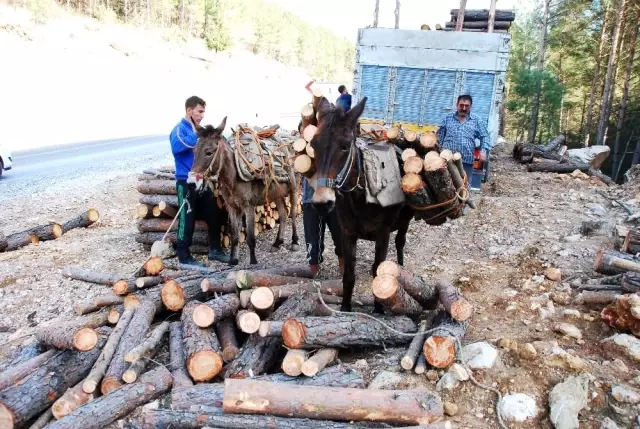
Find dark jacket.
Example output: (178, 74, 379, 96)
(336, 93, 352, 112)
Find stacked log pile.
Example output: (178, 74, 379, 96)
(135, 168, 302, 254)
(0, 258, 472, 428)
(0, 209, 100, 253)
(438, 9, 515, 33)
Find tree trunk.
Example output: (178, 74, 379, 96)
(455, 0, 467, 31)
(193, 294, 241, 328)
(623, 229, 640, 254)
(215, 318, 240, 362)
(527, 0, 550, 143)
(222, 379, 443, 425)
(282, 314, 417, 349)
(601, 293, 640, 336)
(82, 308, 135, 394)
(136, 180, 178, 195)
(594, 249, 640, 275)
(372, 274, 424, 317)
(52, 382, 95, 420)
(101, 300, 156, 394)
(61, 209, 100, 234)
(373, 0, 379, 27)
(613, 12, 639, 180)
(161, 278, 206, 311)
(169, 322, 193, 389)
(487, 0, 497, 32)
(527, 163, 590, 173)
(125, 321, 170, 363)
(137, 218, 207, 233)
(376, 261, 438, 307)
(596, 0, 627, 147)
(239, 280, 343, 308)
(136, 231, 209, 246)
(435, 280, 473, 321)
(62, 266, 123, 286)
(0, 350, 57, 392)
(35, 308, 110, 351)
(139, 194, 179, 207)
(0, 340, 104, 429)
(584, 5, 611, 144)
(181, 301, 223, 382)
(225, 290, 319, 379)
(75, 293, 125, 315)
(5, 222, 63, 251)
(394, 0, 400, 29)
(450, 9, 515, 21)
(423, 312, 468, 368)
(235, 271, 309, 290)
(45, 367, 172, 429)
(0, 343, 47, 373)
(401, 320, 429, 371)
(26, 408, 53, 429)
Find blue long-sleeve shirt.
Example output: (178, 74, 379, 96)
(170, 118, 198, 181)
(436, 113, 489, 164)
(335, 93, 352, 112)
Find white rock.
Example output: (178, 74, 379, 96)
(554, 323, 582, 340)
(549, 374, 589, 429)
(499, 393, 539, 422)
(436, 372, 459, 391)
(564, 234, 582, 243)
(600, 417, 621, 429)
(448, 363, 470, 381)
(563, 309, 582, 319)
(611, 384, 640, 404)
(604, 334, 640, 362)
(368, 371, 403, 390)
(462, 342, 499, 369)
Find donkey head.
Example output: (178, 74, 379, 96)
(310, 97, 367, 213)
(192, 116, 227, 177)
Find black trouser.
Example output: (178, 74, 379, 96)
(303, 203, 343, 265)
(176, 180, 225, 258)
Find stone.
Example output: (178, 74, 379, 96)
(498, 338, 512, 349)
(600, 417, 621, 429)
(544, 348, 589, 372)
(604, 334, 640, 363)
(368, 371, 403, 390)
(520, 343, 538, 361)
(443, 401, 459, 416)
(498, 393, 539, 422)
(603, 359, 629, 374)
(549, 374, 589, 429)
(562, 309, 582, 319)
(448, 363, 470, 381)
(436, 372, 459, 391)
(150, 240, 175, 258)
(532, 340, 560, 355)
(545, 268, 562, 282)
(611, 384, 640, 404)
(462, 342, 499, 370)
(564, 234, 582, 243)
(566, 145, 610, 169)
(426, 370, 439, 381)
(554, 323, 582, 340)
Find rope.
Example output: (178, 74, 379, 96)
(407, 171, 471, 222)
(313, 285, 510, 429)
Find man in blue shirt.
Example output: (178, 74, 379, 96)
(436, 94, 490, 190)
(169, 96, 230, 266)
(335, 85, 352, 112)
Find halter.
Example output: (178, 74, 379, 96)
(204, 136, 226, 184)
(315, 140, 361, 192)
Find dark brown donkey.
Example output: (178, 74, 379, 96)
(192, 117, 300, 265)
(309, 97, 415, 312)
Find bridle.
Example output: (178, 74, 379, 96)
(315, 138, 361, 193)
(203, 136, 226, 184)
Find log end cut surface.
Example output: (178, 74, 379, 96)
(401, 173, 424, 194)
(73, 328, 99, 351)
(187, 350, 223, 382)
(424, 336, 455, 369)
(282, 319, 305, 349)
(372, 274, 400, 301)
(161, 280, 185, 311)
(192, 304, 215, 328)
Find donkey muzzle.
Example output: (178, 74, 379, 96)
(312, 184, 336, 205)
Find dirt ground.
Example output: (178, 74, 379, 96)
(0, 141, 638, 429)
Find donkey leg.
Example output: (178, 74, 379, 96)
(245, 207, 258, 265)
(340, 234, 357, 313)
(270, 198, 286, 253)
(227, 209, 242, 266)
(395, 217, 411, 267)
(288, 185, 300, 251)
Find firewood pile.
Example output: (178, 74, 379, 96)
(135, 168, 302, 253)
(0, 257, 473, 428)
(442, 8, 515, 33)
(0, 209, 100, 253)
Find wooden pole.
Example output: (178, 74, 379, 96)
(394, 0, 400, 29)
(455, 0, 467, 31)
(373, 0, 380, 28)
(487, 0, 497, 33)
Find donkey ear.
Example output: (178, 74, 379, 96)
(215, 116, 227, 134)
(344, 97, 367, 128)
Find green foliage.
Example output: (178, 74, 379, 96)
(202, 0, 230, 52)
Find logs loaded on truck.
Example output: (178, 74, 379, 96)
(0, 257, 474, 428)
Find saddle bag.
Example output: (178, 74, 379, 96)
(358, 140, 405, 207)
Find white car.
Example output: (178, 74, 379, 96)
(0, 145, 12, 177)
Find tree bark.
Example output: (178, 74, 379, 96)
(282, 314, 417, 349)
(621, 272, 640, 293)
(193, 294, 241, 328)
(575, 290, 620, 305)
(0, 350, 57, 392)
(62, 266, 123, 286)
(624, 229, 640, 254)
(101, 300, 156, 394)
(169, 322, 193, 389)
(455, 0, 467, 31)
(222, 379, 443, 425)
(423, 312, 468, 368)
(125, 321, 170, 363)
(445, 21, 511, 29)
(45, 367, 172, 429)
(450, 9, 515, 21)
(82, 308, 135, 394)
(527, 163, 590, 173)
(422, 153, 456, 204)
(136, 180, 177, 195)
(170, 384, 223, 413)
(61, 209, 100, 234)
(401, 320, 429, 371)
(435, 280, 473, 321)
(235, 271, 309, 290)
(139, 194, 179, 207)
(601, 293, 640, 336)
(52, 382, 95, 420)
(594, 249, 640, 275)
(0, 340, 104, 429)
(0, 343, 47, 373)
(225, 290, 319, 379)
(137, 218, 207, 233)
(35, 309, 110, 351)
(596, 0, 628, 147)
(0, 233, 7, 252)
(584, 5, 610, 144)
(136, 231, 209, 246)
(527, 0, 551, 143)
(215, 318, 240, 362)
(376, 261, 438, 307)
(372, 274, 424, 317)
(239, 280, 343, 308)
(181, 301, 223, 382)
(75, 293, 125, 315)
(26, 408, 52, 429)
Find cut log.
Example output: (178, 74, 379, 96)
(403, 156, 424, 174)
(26, 408, 52, 429)
(136, 180, 177, 195)
(215, 318, 240, 362)
(575, 290, 620, 305)
(236, 271, 308, 290)
(387, 126, 401, 141)
(282, 314, 417, 349)
(193, 294, 241, 328)
(222, 379, 443, 425)
(122, 348, 156, 384)
(4, 230, 38, 252)
(293, 138, 308, 153)
(585, 274, 623, 285)
(301, 348, 338, 377)
(28, 223, 64, 241)
(376, 260, 437, 307)
(170, 384, 223, 413)
(136, 204, 154, 219)
(0, 340, 104, 429)
(200, 277, 236, 294)
(101, 300, 156, 394)
(112, 278, 138, 295)
(423, 312, 468, 369)
(135, 231, 208, 246)
(404, 130, 418, 144)
(35, 309, 109, 351)
(139, 194, 179, 207)
(282, 349, 309, 376)
(62, 266, 123, 286)
(414, 352, 427, 374)
(135, 276, 163, 289)
(82, 308, 135, 394)
(258, 320, 283, 337)
(61, 209, 100, 234)
(141, 256, 165, 276)
(124, 285, 164, 313)
(0, 350, 57, 392)
(445, 20, 512, 29)
(306, 143, 315, 158)
(255, 265, 316, 279)
(75, 293, 125, 315)
(622, 272, 640, 293)
(434, 280, 473, 321)
(294, 154, 315, 177)
(137, 218, 207, 233)
(161, 278, 205, 312)
(450, 8, 516, 21)
(401, 173, 436, 212)
(236, 310, 261, 334)
(45, 367, 172, 429)
(573, 284, 622, 292)
(155, 201, 177, 218)
(0, 343, 47, 373)
(181, 301, 224, 382)
(225, 290, 320, 379)
(240, 280, 343, 307)
(401, 148, 418, 162)
(623, 229, 640, 254)
(52, 382, 95, 420)
(527, 163, 589, 173)
(423, 152, 456, 204)
(141, 168, 175, 180)
(594, 249, 640, 275)
(601, 294, 640, 336)
(401, 320, 429, 371)
(417, 132, 439, 154)
(372, 274, 424, 317)
(303, 125, 317, 143)
(169, 322, 193, 389)
(125, 321, 170, 363)
(249, 286, 275, 316)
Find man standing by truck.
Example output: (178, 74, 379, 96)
(436, 94, 489, 190)
(335, 85, 352, 112)
(170, 95, 230, 266)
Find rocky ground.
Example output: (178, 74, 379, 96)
(1, 141, 640, 429)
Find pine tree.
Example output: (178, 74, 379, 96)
(203, 0, 230, 53)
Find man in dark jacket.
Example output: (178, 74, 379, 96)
(335, 85, 352, 112)
(169, 95, 230, 266)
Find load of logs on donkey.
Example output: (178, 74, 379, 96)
(0, 90, 480, 429)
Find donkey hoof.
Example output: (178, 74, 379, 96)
(250, 258, 258, 265)
(289, 243, 300, 252)
(229, 258, 239, 266)
(339, 304, 352, 313)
